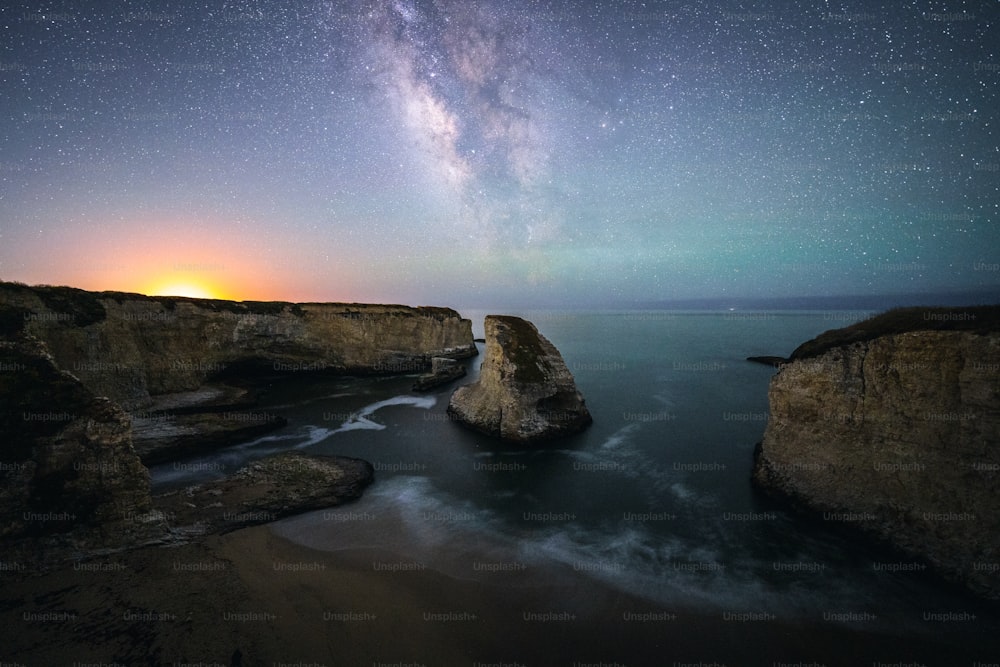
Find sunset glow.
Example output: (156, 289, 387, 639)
(142, 279, 228, 300)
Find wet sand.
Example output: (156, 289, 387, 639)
(3, 523, 997, 666)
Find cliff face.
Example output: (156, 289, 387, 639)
(447, 315, 592, 443)
(754, 325, 1000, 598)
(0, 283, 477, 408)
(0, 333, 152, 545)
(0, 282, 476, 550)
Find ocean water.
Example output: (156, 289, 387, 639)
(150, 311, 999, 646)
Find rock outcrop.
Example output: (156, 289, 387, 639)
(412, 356, 467, 391)
(154, 451, 374, 534)
(752, 306, 1000, 598)
(0, 282, 477, 409)
(745, 355, 787, 368)
(0, 331, 153, 547)
(447, 315, 591, 443)
(131, 409, 288, 465)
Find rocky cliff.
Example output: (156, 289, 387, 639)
(447, 315, 592, 443)
(752, 306, 1000, 598)
(0, 282, 477, 409)
(0, 331, 153, 547)
(0, 281, 478, 558)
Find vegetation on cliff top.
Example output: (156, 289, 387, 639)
(790, 305, 1000, 360)
(0, 282, 108, 326)
(491, 315, 547, 383)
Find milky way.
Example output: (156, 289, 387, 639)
(1, 0, 998, 306)
(359, 0, 562, 249)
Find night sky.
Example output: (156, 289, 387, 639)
(1, 1, 998, 307)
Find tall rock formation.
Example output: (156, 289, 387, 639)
(752, 306, 1000, 598)
(0, 330, 152, 546)
(447, 315, 592, 443)
(0, 282, 477, 408)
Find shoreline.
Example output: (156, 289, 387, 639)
(3, 303, 1000, 665)
(3, 521, 998, 665)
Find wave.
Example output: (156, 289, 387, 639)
(559, 420, 706, 507)
(327, 395, 437, 434)
(272, 475, 900, 623)
(150, 394, 437, 489)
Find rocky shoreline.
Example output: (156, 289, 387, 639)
(0, 282, 482, 566)
(0, 328, 377, 568)
(2, 284, 595, 569)
(154, 452, 374, 535)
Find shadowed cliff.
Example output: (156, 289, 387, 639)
(753, 305, 1000, 598)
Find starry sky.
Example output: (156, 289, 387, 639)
(1, 0, 998, 308)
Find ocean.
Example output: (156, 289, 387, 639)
(149, 310, 1000, 655)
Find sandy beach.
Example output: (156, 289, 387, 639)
(3, 520, 997, 666)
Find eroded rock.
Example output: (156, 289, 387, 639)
(753, 307, 1000, 598)
(412, 356, 467, 391)
(447, 315, 591, 443)
(0, 332, 152, 547)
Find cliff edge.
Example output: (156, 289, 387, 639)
(752, 306, 1000, 598)
(0, 282, 478, 561)
(0, 282, 477, 409)
(447, 315, 591, 443)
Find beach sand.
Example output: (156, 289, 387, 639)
(2, 523, 997, 666)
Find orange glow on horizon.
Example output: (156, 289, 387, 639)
(17, 213, 366, 304)
(142, 279, 229, 300)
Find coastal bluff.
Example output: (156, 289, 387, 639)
(0, 281, 477, 553)
(752, 306, 1000, 598)
(447, 315, 592, 443)
(0, 282, 477, 409)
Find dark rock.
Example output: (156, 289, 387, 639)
(746, 355, 787, 367)
(154, 452, 374, 534)
(132, 410, 287, 466)
(0, 331, 152, 547)
(412, 357, 467, 391)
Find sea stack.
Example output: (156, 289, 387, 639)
(447, 315, 592, 443)
(752, 306, 1000, 598)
